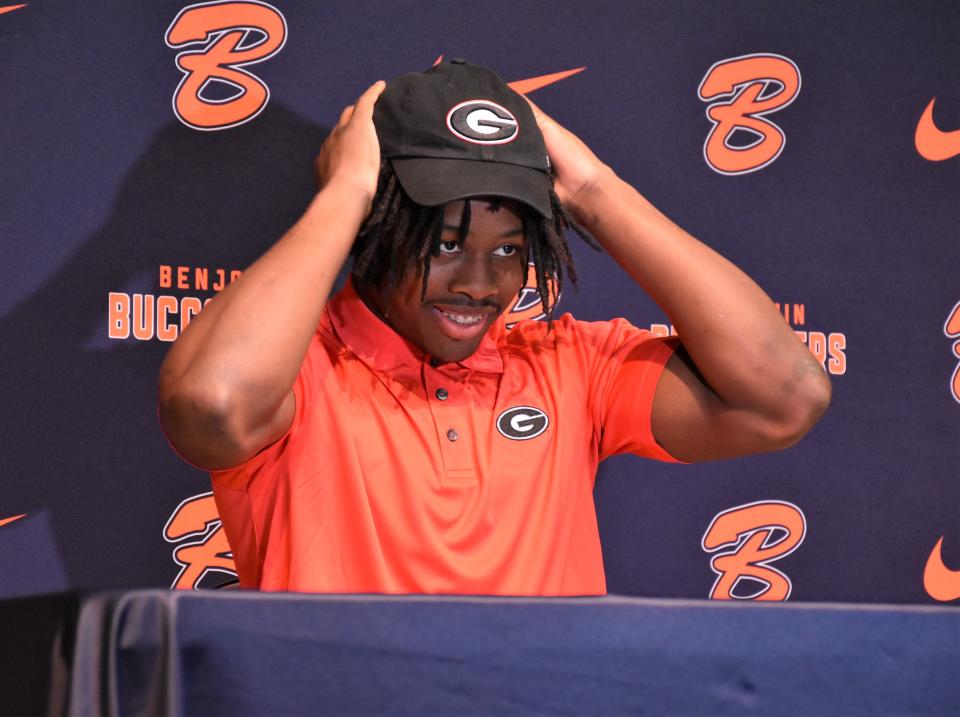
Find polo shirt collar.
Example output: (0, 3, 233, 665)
(327, 279, 505, 374)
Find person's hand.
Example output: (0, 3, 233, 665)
(314, 80, 386, 216)
(525, 97, 613, 221)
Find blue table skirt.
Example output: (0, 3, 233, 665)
(2, 590, 956, 716)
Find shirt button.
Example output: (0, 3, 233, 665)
(435, 388, 449, 401)
(446, 429, 459, 442)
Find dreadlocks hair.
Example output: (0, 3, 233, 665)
(351, 158, 600, 323)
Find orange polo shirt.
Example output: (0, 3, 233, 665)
(211, 281, 681, 595)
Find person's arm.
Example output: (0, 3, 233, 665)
(528, 100, 831, 462)
(158, 81, 385, 470)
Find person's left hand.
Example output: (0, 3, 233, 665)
(524, 97, 613, 220)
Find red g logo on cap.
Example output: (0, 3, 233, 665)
(447, 100, 519, 144)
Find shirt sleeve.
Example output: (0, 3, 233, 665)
(579, 318, 684, 463)
(208, 328, 327, 489)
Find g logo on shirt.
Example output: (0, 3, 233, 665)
(447, 100, 519, 144)
(497, 406, 549, 440)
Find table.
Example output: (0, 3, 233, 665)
(2, 590, 957, 715)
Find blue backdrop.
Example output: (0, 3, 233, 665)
(0, 0, 957, 604)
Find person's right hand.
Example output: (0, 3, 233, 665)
(314, 80, 386, 216)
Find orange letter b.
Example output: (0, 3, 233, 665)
(698, 54, 801, 175)
(702, 500, 806, 600)
(166, 1, 287, 130)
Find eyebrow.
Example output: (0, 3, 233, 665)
(441, 224, 525, 238)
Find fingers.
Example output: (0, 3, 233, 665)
(353, 80, 386, 119)
(522, 94, 552, 125)
(334, 80, 385, 129)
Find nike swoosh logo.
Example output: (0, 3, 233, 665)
(507, 67, 586, 95)
(915, 98, 960, 161)
(0, 514, 26, 528)
(923, 536, 960, 601)
(0, 4, 27, 15)
(431, 55, 586, 96)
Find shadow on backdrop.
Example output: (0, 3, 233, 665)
(0, 102, 329, 594)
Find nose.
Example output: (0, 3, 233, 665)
(448, 252, 498, 302)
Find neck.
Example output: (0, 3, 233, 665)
(352, 276, 391, 326)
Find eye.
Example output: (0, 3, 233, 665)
(494, 244, 521, 257)
(438, 240, 461, 254)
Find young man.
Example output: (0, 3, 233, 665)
(158, 62, 830, 594)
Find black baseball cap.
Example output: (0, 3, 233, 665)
(373, 60, 552, 218)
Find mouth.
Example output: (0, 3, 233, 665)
(430, 304, 495, 342)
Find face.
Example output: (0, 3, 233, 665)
(361, 198, 528, 363)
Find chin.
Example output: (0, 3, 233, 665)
(429, 339, 481, 364)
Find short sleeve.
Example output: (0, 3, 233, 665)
(209, 329, 329, 489)
(581, 319, 683, 462)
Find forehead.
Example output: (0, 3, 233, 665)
(442, 198, 527, 229)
